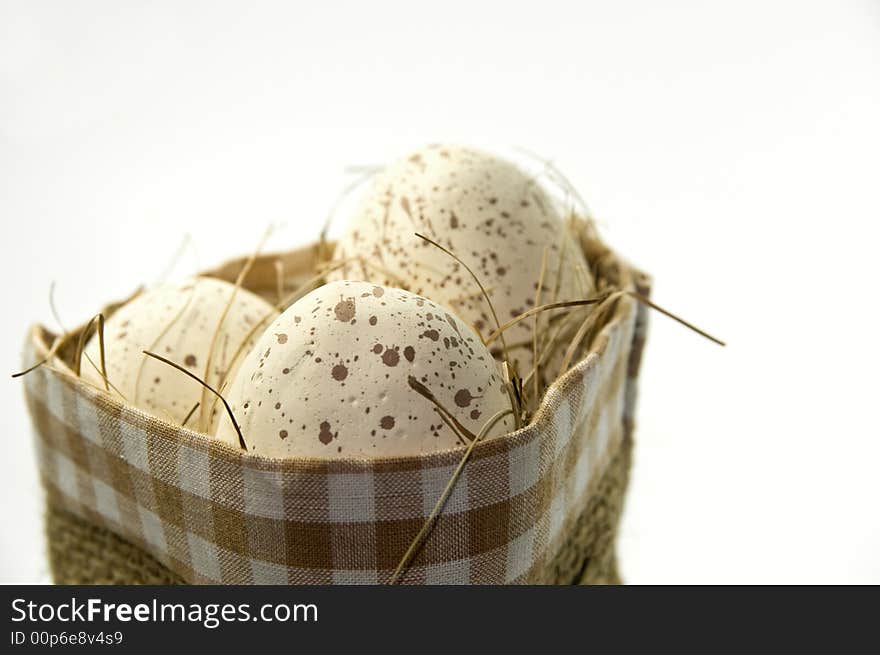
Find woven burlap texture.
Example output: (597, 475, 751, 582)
(23, 236, 650, 585)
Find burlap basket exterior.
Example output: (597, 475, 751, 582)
(22, 237, 650, 585)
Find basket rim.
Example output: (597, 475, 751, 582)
(24, 239, 648, 471)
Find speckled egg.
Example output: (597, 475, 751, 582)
(81, 277, 279, 430)
(329, 144, 596, 386)
(215, 280, 514, 458)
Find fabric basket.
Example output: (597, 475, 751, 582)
(21, 235, 650, 584)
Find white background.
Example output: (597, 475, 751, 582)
(2, 0, 878, 584)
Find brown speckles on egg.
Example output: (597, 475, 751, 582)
(279, 429, 288, 440)
(81, 277, 278, 430)
(318, 421, 334, 445)
(334, 298, 356, 322)
(381, 348, 400, 367)
(454, 389, 478, 407)
(215, 280, 513, 459)
(325, 145, 595, 390)
(369, 315, 377, 326)
(445, 313, 462, 335)
(275, 333, 288, 344)
(400, 196, 414, 221)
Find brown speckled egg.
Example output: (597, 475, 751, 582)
(81, 277, 278, 430)
(329, 144, 596, 386)
(215, 280, 514, 458)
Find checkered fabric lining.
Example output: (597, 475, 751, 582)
(23, 282, 643, 584)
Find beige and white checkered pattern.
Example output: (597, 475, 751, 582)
(22, 272, 649, 585)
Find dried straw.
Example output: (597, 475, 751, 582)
(532, 247, 549, 402)
(414, 233, 511, 362)
(73, 314, 107, 392)
(134, 284, 197, 406)
(407, 376, 477, 442)
(199, 226, 273, 431)
(143, 351, 246, 450)
(388, 406, 513, 584)
(484, 298, 607, 345)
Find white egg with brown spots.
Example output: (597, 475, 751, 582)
(215, 280, 514, 458)
(330, 144, 596, 387)
(81, 277, 278, 429)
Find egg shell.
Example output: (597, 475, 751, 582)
(215, 280, 515, 459)
(81, 276, 279, 429)
(330, 144, 595, 385)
